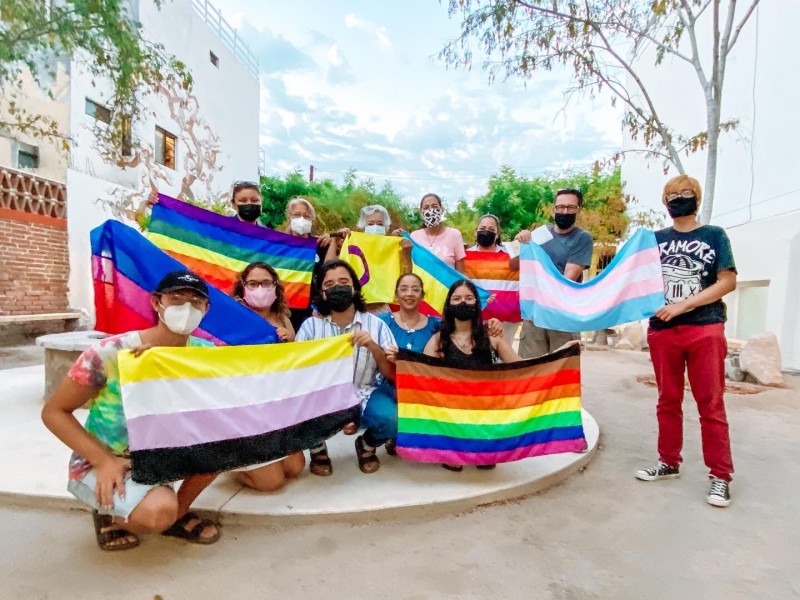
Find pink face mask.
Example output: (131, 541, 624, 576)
(244, 286, 276, 309)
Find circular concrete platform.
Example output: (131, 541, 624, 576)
(0, 365, 598, 524)
(214, 409, 599, 525)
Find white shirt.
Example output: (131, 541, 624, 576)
(295, 311, 396, 403)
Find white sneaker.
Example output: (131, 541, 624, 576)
(707, 477, 731, 507)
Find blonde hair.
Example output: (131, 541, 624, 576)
(663, 175, 702, 205)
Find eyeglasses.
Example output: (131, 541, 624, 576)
(554, 204, 580, 214)
(244, 280, 276, 290)
(159, 292, 208, 309)
(665, 190, 697, 201)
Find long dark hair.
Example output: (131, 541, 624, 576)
(232, 262, 290, 319)
(313, 260, 368, 316)
(439, 279, 489, 357)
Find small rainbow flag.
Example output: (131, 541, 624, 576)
(395, 345, 585, 465)
(91, 220, 278, 346)
(147, 194, 317, 309)
(402, 233, 491, 316)
(519, 228, 664, 332)
(120, 336, 360, 484)
(463, 250, 521, 323)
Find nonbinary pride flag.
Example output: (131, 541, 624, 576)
(120, 336, 360, 484)
(463, 250, 521, 323)
(395, 344, 585, 465)
(519, 228, 665, 332)
(147, 194, 317, 309)
(91, 220, 278, 346)
(402, 233, 491, 316)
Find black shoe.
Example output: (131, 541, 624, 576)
(635, 461, 680, 481)
(707, 477, 731, 507)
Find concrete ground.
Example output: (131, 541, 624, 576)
(1, 348, 799, 600)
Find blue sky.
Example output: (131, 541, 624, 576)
(215, 1, 622, 208)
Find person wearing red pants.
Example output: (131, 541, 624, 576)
(636, 174, 737, 508)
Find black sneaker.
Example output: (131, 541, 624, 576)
(635, 461, 680, 481)
(707, 477, 731, 507)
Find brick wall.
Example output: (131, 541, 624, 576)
(0, 209, 69, 315)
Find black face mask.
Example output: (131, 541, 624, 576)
(237, 204, 262, 222)
(476, 230, 497, 248)
(554, 213, 576, 230)
(324, 285, 355, 312)
(666, 197, 697, 218)
(449, 302, 479, 322)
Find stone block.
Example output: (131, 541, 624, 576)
(739, 332, 785, 387)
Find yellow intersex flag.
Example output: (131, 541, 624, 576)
(339, 232, 403, 304)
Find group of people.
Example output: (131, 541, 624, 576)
(42, 174, 738, 552)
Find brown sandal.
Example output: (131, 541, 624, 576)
(355, 435, 381, 474)
(309, 448, 333, 476)
(385, 438, 397, 456)
(93, 510, 140, 552)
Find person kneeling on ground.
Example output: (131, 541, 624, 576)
(295, 260, 397, 476)
(41, 270, 221, 550)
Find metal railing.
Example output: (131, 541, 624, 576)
(192, 0, 259, 79)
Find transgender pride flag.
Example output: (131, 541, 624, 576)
(519, 228, 665, 332)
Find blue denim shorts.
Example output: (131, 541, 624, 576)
(67, 469, 170, 521)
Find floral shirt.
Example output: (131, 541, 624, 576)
(67, 332, 212, 479)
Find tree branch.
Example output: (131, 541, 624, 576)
(727, 0, 761, 53)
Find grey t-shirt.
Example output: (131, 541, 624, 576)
(541, 225, 593, 278)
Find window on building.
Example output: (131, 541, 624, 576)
(210, 51, 219, 67)
(155, 126, 176, 169)
(85, 98, 111, 124)
(17, 142, 40, 169)
(121, 115, 132, 157)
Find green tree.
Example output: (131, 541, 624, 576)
(0, 0, 191, 152)
(472, 165, 634, 243)
(440, 0, 761, 224)
(258, 172, 420, 233)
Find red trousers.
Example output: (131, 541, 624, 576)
(647, 323, 734, 481)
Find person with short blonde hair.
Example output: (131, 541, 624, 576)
(636, 175, 737, 508)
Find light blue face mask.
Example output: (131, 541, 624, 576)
(364, 224, 386, 235)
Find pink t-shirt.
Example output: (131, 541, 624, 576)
(411, 227, 466, 268)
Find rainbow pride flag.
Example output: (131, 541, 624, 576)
(120, 336, 360, 484)
(91, 220, 278, 346)
(464, 250, 520, 323)
(395, 345, 585, 465)
(520, 228, 665, 332)
(402, 233, 491, 316)
(147, 194, 317, 309)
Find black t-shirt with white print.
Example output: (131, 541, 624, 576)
(649, 225, 737, 330)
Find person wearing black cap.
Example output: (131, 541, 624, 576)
(42, 270, 222, 551)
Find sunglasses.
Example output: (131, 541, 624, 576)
(232, 180, 259, 192)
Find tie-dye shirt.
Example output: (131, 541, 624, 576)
(67, 331, 213, 479)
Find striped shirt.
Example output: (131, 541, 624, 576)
(296, 311, 396, 403)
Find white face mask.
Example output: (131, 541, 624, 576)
(364, 224, 386, 235)
(290, 217, 312, 235)
(159, 302, 205, 335)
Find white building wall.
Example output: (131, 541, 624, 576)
(65, 0, 260, 315)
(621, 2, 800, 370)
